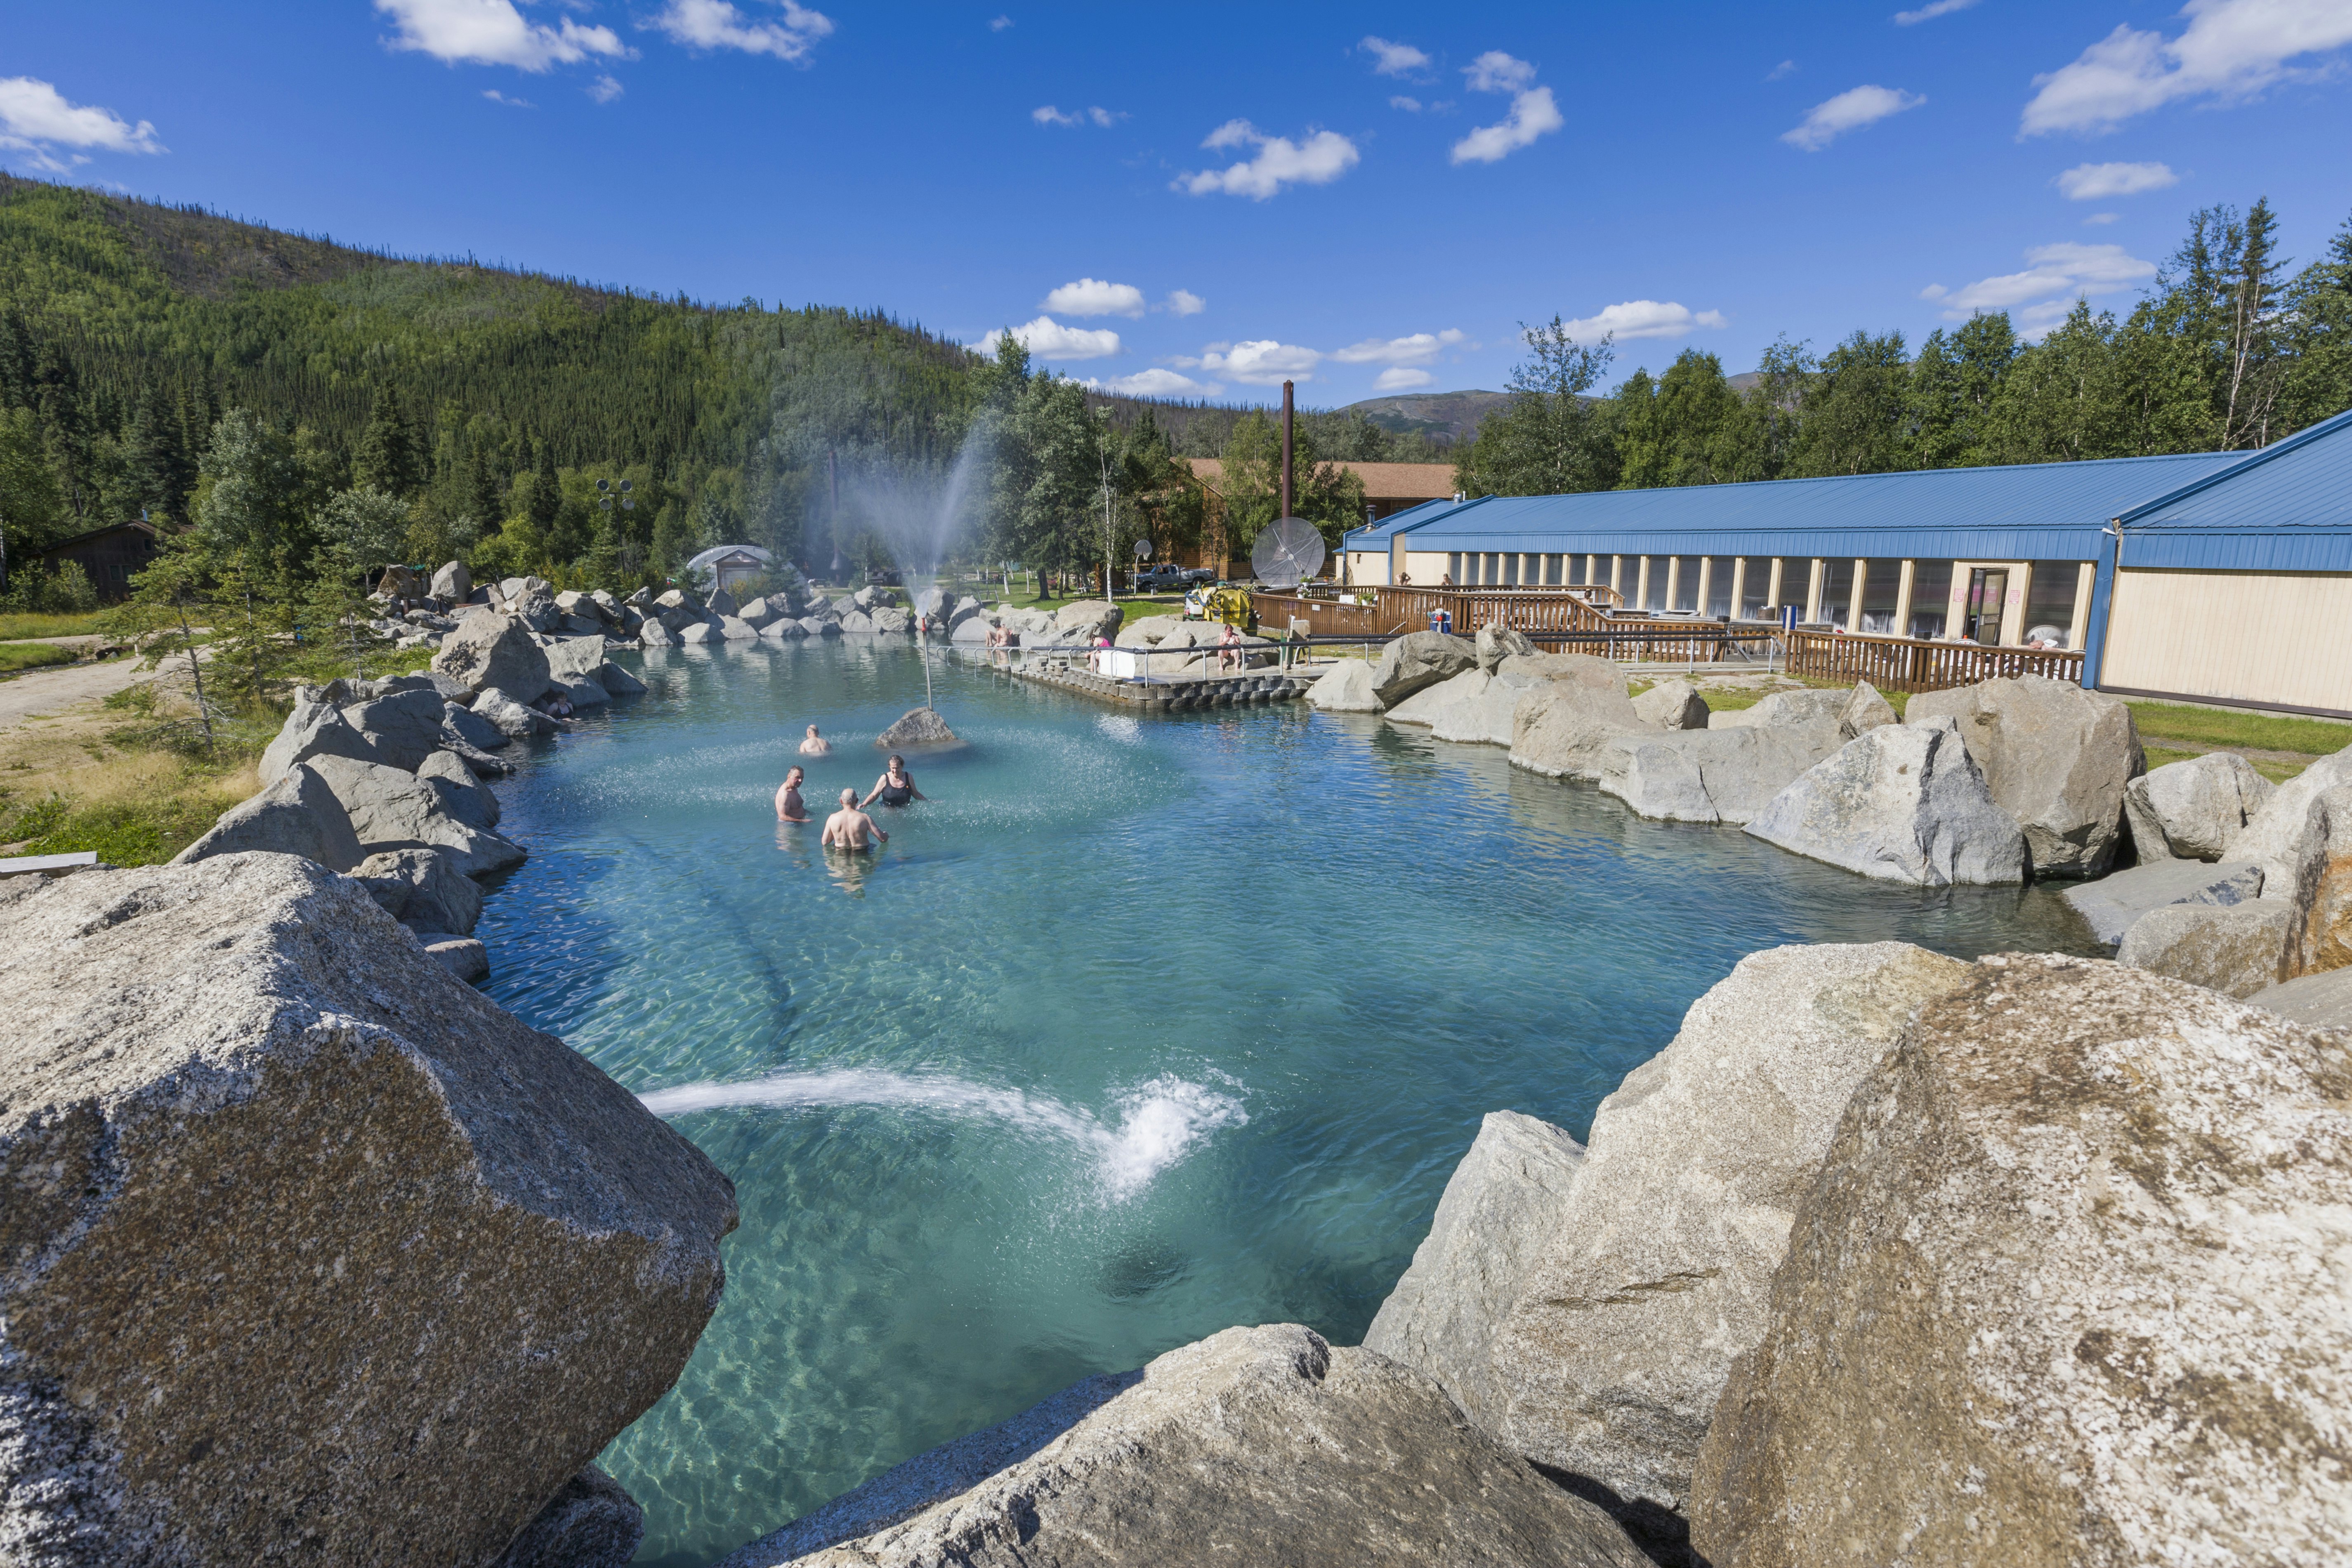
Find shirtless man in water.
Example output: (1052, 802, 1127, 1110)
(775, 765, 811, 823)
(821, 787, 887, 849)
(800, 724, 831, 757)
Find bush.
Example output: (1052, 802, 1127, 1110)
(0, 561, 100, 615)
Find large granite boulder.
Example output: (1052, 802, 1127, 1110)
(718, 615, 759, 641)
(543, 635, 610, 685)
(1691, 954, 2352, 1568)
(435, 611, 554, 700)
(2123, 751, 2274, 861)
(638, 617, 680, 647)
(430, 559, 471, 602)
(344, 687, 453, 772)
(1306, 659, 1382, 712)
(737, 595, 782, 630)
(719, 1324, 1648, 1568)
(474, 687, 557, 741)
(1369, 630, 1476, 707)
(596, 660, 648, 696)
(1631, 677, 1709, 731)
(1420, 945, 1973, 1533)
(2221, 742, 2352, 889)
(875, 708, 960, 749)
(1113, 613, 1186, 648)
(0, 855, 736, 1567)
(1705, 687, 1845, 731)
(1052, 599, 1124, 641)
(1384, 667, 1507, 739)
(442, 700, 511, 752)
(257, 698, 385, 788)
(1509, 685, 1643, 782)
(1745, 718, 2027, 886)
(1362, 1112, 1585, 1420)
(868, 607, 912, 635)
(948, 614, 995, 646)
(1475, 622, 1538, 672)
(172, 763, 366, 873)
(801, 616, 840, 639)
(1906, 674, 2143, 876)
(556, 675, 612, 710)
(2248, 965, 2352, 1030)
(354, 844, 487, 936)
(759, 616, 807, 641)
(2275, 782, 2352, 977)
(418, 748, 503, 829)
(833, 611, 874, 636)
(1498, 651, 1623, 694)
(1597, 720, 1846, 825)
(2062, 857, 2265, 946)
(1434, 674, 1541, 747)
(2115, 897, 2295, 998)
(306, 754, 529, 877)
(491, 1466, 646, 1568)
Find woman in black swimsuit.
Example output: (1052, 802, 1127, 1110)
(860, 753, 928, 809)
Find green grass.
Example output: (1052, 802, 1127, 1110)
(0, 611, 109, 640)
(0, 643, 78, 674)
(2, 792, 236, 865)
(2124, 699, 2352, 759)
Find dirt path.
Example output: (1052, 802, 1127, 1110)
(0, 657, 156, 730)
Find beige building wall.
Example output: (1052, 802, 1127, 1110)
(2102, 568, 2352, 714)
(1401, 550, 1453, 584)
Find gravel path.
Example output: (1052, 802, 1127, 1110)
(0, 657, 155, 729)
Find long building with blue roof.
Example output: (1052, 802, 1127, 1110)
(1338, 406, 2352, 717)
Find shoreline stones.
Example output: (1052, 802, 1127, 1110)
(1906, 674, 2143, 877)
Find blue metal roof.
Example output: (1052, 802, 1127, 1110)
(1349, 450, 2243, 563)
(2114, 408, 2352, 572)
(1341, 496, 1457, 548)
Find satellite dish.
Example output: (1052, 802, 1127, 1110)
(1250, 517, 1326, 589)
(1133, 538, 1153, 560)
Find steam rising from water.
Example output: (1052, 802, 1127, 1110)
(641, 1068, 1245, 1202)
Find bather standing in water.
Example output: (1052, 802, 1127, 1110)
(821, 788, 887, 849)
(860, 753, 928, 809)
(800, 724, 831, 757)
(775, 765, 811, 823)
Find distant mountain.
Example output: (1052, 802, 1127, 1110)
(1339, 390, 1511, 443)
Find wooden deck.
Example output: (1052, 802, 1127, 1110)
(1783, 630, 2083, 693)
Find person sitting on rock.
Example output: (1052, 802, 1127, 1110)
(800, 724, 831, 757)
(1217, 621, 1243, 672)
(776, 765, 811, 823)
(860, 754, 927, 809)
(822, 788, 886, 849)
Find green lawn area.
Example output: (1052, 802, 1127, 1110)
(2122, 699, 2351, 759)
(0, 643, 80, 675)
(0, 611, 109, 640)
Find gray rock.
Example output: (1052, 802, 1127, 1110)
(1432, 673, 1543, 747)
(625, 586, 653, 609)
(2125, 751, 2276, 862)
(875, 708, 960, 749)
(1838, 680, 1897, 737)
(720, 1324, 1647, 1568)
(738, 596, 782, 630)
(556, 675, 612, 710)
(1052, 599, 1124, 641)
(653, 587, 701, 616)
(543, 635, 610, 685)
(415, 931, 491, 984)
(758, 617, 807, 641)
(833, 610, 874, 635)
(2116, 897, 2295, 998)
(1691, 953, 2352, 1568)
(679, 620, 726, 644)
(1906, 674, 2144, 877)
(2221, 742, 2352, 892)
(1745, 719, 2027, 886)
(446, 700, 515, 752)
(708, 587, 741, 618)
(1384, 667, 1490, 730)
(1306, 659, 1382, 712)
(491, 1466, 644, 1568)
(437, 728, 514, 779)
(948, 615, 996, 646)
(850, 585, 878, 610)
(417, 749, 502, 830)
(1597, 719, 1846, 825)
(474, 688, 557, 740)
(2271, 782, 2352, 978)
(354, 845, 486, 936)
(1475, 622, 1538, 672)
(1508, 685, 1644, 781)
(868, 606, 912, 635)
(595, 661, 648, 696)
(2248, 965, 2352, 1031)
(801, 616, 839, 639)
(344, 688, 454, 772)
(637, 617, 679, 647)
(1469, 944, 1973, 1518)
(257, 699, 385, 788)
(172, 763, 367, 873)
(2062, 857, 2265, 946)
(430, 560, 471, 603)
(1631, 677, 1710, 731)
(718, 615, 758, 641)
(1362, 1111, 1585, 1422)
(1369, 630, 1477, 707)
(1113, 613, 1185, 648)
(434, 611, 554, 700)
(1705, 687, 1847, 730)
(1497, 651, 1624, 693)
(0, 855, 735, 1567)
(378, 670, 472, 702)
(305, 754, 529, 878)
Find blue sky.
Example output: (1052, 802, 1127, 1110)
(7, 1, 2352, 405)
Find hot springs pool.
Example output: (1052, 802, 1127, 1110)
(475, 639, 2099, 1566)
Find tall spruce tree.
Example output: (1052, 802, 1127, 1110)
(352, 386, 424, 497)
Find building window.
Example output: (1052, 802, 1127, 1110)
(1908, 560, 1953, 638)
(1670, 556, 1699, 613)
(1817, 559, 1852, 627)
(2026, 561, 2085, 647)
(1447, 552, 1461, 583)
(1858, 559, 1904, 634)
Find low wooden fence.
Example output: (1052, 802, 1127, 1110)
(1785, 630, 2083, 692)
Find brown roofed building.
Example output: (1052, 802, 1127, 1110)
(35, 521, 163, 602)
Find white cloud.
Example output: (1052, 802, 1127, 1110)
(1191, 340, 1322, 385)
(1177, 122, 1359, 199)
(1033, 104, 1122, 128)
(1390, 94, 1423, 111)
(977, 316, 1122, 361)
(482, 88, 535, 106)
(1088, 106, 1123, 126)
(0, 78, 165, 173)
(1894, 0, 1978, 23)
(2055, 159, 2177, 198)
(991, 14, 1013, 30)
(1767, 59, 1798, 80)
(589, 73, 625, 102)
(1163, 289, 1207, 316)
(1085, 368, 1223, 398)
(1920, 241, 2157, 319)
(1781, 83, 1925, 149)
(1360, 36, 1432, 76)
(653, 0, 834, 61)
(1451, 52, 1561, 164)
(375, 0, 628, 70)
(1043, 278, 1147, 318)
(1464, 51, 1537, 93)
(1375, 367, 1435, 390)
(2084, 211, 2121, 224)
(2024, 0, 2352, 135)
(1329, 329, 1467, 366)
(1557, 300, 1729, 342)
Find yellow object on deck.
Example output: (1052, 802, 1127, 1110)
(1201, 587, 1254, 629)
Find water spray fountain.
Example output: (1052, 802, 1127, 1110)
(848, 426, 993, 751)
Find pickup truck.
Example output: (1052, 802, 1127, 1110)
(1132, 564, 1216, 592)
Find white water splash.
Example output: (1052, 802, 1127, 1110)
(639, 1068, 1245, 1202)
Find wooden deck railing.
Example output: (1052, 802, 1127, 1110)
(1785, 630, 2083, 692)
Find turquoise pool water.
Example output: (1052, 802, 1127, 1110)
(475, 641, 2099, 1566)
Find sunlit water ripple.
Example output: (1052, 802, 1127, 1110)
(471, 639, 2101, 1566)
